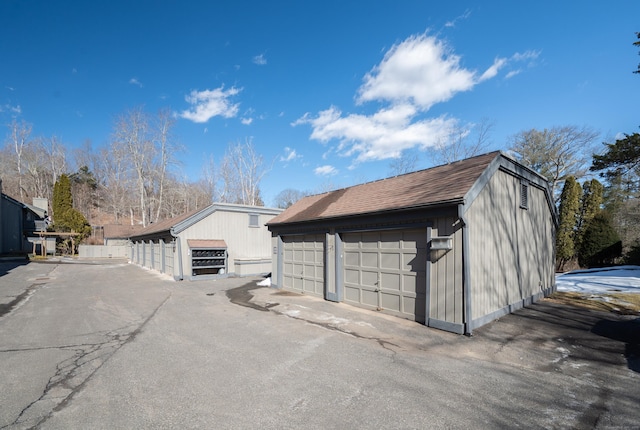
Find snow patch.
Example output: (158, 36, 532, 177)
(257, 277, 271, 287)
(556, 266, 640, 294)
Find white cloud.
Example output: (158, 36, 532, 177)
(314, 165, 338, 176)
(295, 32, 538, 164)
(357, 34, 477, 110)
(179, 86, 241, 123)
(445, 9, 471, 28)
(253, 53, 267, 65)
(298, 105, 458, 163)
(505, 69, 522, 79)
(241, 117, 253, 125)
(129, 77, 143, 87)
(280, 147, 301, 162)
(479, 57, 508, 82)
(512, 50, 541, 62)
(1, 104, 21, 114)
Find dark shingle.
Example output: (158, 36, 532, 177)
(268, 151, 500, 225)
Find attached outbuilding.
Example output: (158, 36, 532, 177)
(1, 179, 47, 256)
(129, 203, 282, 280)
(267, 152, 557, 335)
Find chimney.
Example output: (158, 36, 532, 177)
(33, 198, 48, 213)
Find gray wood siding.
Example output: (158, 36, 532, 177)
(428, 216, 464, 324)
(466, 169, 555, 320)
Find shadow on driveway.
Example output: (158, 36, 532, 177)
(592, 317, 640, 373)
(477, 299, 640, 373)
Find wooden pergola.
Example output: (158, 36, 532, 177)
(33, 231, 81, 256)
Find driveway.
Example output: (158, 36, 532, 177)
(0, 259, 638, 429)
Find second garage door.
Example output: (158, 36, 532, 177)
(282, 234, 324, 297)
(342, 229, 427, 322)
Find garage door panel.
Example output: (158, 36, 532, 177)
(361, 270, 378, 287)
(361, 232, 378, 248)
(379, 231, 402, 247)
(408, 295, 426, 323)
(380, 253, 400, 270)
(282, 235, 324, 297)
(303, 249, 316, 262)
(361, 252, 378, 268)
(361, 289, 378, 307)
(345, 268, 360, 284)
(404, 251, 427, 271)
(381, 293, 401, 312)
(344, 251, 359, 266)
(342, 229, 426, 321)
(402, 274, 418, 293)
(401, 230, 424, 247)
(381, 272, 400, 290)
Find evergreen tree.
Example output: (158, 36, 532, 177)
(591, 132, 640, 191)
(52, 174, 73, 227)
(555, 176, 581, 270)
(52, 174, 91, 252)
(576, 178, 604, 249)
(578, 211, 622, 268)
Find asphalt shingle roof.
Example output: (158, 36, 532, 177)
(268, 151, 501, 226)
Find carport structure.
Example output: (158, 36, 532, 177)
(267, 152, 558, 334)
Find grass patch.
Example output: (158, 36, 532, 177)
(546, 292, 640, 315)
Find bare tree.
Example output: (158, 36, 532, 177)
(151, 108, 180, 223)
(41, 135, 67, 191)
(112, 107, 154, 226)
(5, 119, 32, 201)
(430, 118, 494, 165)
(101, 139, 134, 223)
(200, 154, 217, 203)
(388, 150, 419, 176)
(220, 139, 268, 206)
(274, 188, 308, 208)
(508, 125, 599, 199)
(21, 141, 49, 200)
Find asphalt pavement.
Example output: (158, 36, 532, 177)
(0, 258, 638, 429)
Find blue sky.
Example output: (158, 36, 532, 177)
(1, 1, 639, 206)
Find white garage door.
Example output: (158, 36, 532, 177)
(342, 229, 427, 322)
(282, 234, 324, 297)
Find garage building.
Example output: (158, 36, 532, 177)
(266, 152, 557, 335)
(129, 203, 282, 280)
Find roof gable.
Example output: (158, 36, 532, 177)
(103, 224, 145, 239)
(130, 203, 282, 240)
(267, 152, 530, 226)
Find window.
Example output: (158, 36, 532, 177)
(520, 180, 529, 209)
(249, 213, 259, 227)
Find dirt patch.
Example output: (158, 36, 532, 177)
(272, 290, 302, 297)
(546, 292, 640, 315)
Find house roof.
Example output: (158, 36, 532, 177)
(103, 224, 145, 239)
(129, 202, 283, 241)
(267, 151, 550, 226)
(1, 193, 43, 218)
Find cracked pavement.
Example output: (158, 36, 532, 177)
(1, 259, 639, 429)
